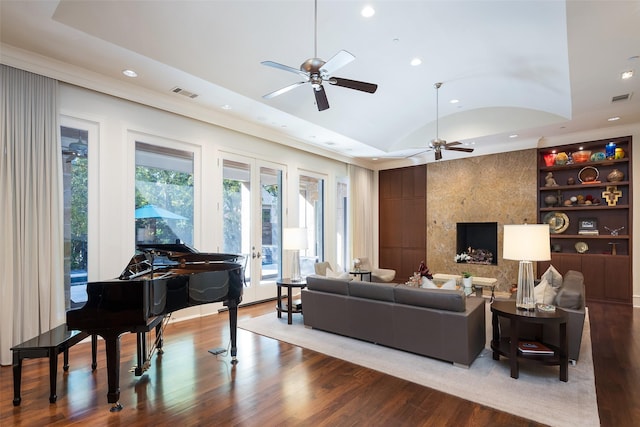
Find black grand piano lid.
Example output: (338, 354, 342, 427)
(136, 242, 242, 262)
(120, 242, 244, 280)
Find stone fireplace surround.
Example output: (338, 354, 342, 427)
(426, 149, 537, 292)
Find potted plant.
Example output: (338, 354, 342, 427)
(461, 272, 473, 293)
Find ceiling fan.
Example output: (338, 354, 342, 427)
(426, 82, 474, 161)
(260, 0, 378, 111)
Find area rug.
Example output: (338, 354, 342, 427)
(239, 306, 599, 427)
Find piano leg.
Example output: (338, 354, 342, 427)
(227, 299, 239, 365)
(156, 321, 164, 354)
(101, 332, 123, 412)
(135, 332, 146, 376)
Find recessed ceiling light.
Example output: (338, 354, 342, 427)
(122, 69, 137, 78)
(509, 134, 519, 138)
(372, 157, 379, 160)
(410, 58, 422, 66)
(608, 116, 620, 121)
(450, 99, 459, 104)
(621, 70, 634, 80)
(361, 6, 375, 18)
(221, 104, 232, 110)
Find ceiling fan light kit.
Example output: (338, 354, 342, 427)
(261, 0, 378, 111)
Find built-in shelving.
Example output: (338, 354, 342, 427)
(537, 136, 632, 304)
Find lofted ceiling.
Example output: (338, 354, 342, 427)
(1, 0, 639, 168)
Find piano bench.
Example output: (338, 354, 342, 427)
(10, 324, 97, 406)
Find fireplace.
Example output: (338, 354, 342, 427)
(456, 222, 498, 265)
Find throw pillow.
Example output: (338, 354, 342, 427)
(541, 265, 563, 290)
(533, 279, 558, 305)
(534, 279, 548, 304)
(421, 277, 438, 288)
(326, 268, 350, 280)
(440, 279, 457, 290)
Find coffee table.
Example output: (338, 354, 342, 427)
(490, 300, 568, 381)
(276, 278, 306, 324)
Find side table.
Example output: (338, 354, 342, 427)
(276, 278, 307, 324)
(490, 300, 568, 382)
(349, 270, 372, 281)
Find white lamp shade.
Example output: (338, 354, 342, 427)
(283, 227, 308, 250)
(503, 224, 551, 261)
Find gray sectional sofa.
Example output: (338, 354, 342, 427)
(301, 275, 486, 367)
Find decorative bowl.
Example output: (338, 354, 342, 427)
(555, 152, 568, 165)
(578, 166, 599, 183)
(590, 151, 606, 162)
(572, 150, 591, 163)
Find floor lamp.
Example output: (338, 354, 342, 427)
(503, 224, 551, 310)
(283, 227, 308, 282)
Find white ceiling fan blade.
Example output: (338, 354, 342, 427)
(320, 50, 355, 76)
(261, 61, 309, 79)
(263, 81, 307, 99)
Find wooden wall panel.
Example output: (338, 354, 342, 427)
(379, 165, 426, 281)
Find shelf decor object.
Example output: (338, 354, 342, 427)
(283, 227, 308, 282)
(602, 185, 622, 206)
(503, 224, 551, 311)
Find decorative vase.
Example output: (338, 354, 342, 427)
(607, 169, 624, 182)
(544, 195, 557, 207)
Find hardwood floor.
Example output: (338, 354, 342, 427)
(1, 300, 638, 426)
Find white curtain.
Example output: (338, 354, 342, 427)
(348, 164, 374, 265)
(1, 65, 64, 366)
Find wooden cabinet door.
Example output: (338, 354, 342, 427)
(604, 256, 630, 302)
(580, 256, 605, 301)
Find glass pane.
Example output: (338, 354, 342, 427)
(135, 142, 194, 245)
(261, 167, 281, 281)
(61, 126, 89, 309)
(222, 160, 251, 283)
(299, 175, 324, 276)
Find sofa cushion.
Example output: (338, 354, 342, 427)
(305, 275, 350, 295)
(555, 270, 584, 309)
(349, 281, 397, 302)
(393, 284, 466, 312)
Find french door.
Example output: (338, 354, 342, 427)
(220, 154, 284, 303)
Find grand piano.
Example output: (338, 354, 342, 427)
(67, 242, 244, 412)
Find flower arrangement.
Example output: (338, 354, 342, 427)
(462, 271, 472, 278)
(417, 261, 432, 280)
(455, 252, 471, 263)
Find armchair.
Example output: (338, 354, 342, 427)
(357, 257, 396, 283)
(314, 262, 332, 276)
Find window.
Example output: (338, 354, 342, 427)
(135, 142, 194, 245)
(61, 126, 89, 309)
(299, 174, 324, 276)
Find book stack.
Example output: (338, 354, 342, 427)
(518, 341, 554, 355)
(578, 229, 599, 235)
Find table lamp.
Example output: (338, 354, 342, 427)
(503, 224, 551, 310)
(283, 227, 308, 282)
